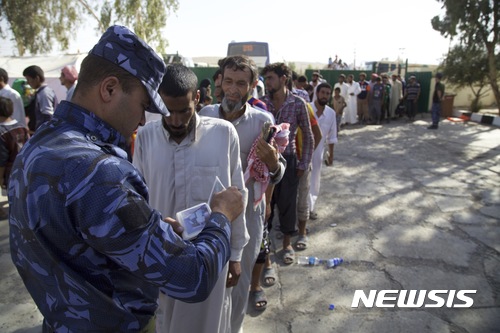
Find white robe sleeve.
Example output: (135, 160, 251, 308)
(132, 129, 145, 175)
(228, 125, 249, 262)
(354, 82, 362, 96)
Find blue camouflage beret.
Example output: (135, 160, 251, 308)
(90, 25, 169, 116)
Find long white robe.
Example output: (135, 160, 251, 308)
(309, 104, 337, 212)
(389, 79, 403, 118)
(133, 114, 249, 333)
(343, 82, 361, 124)
(334, 82, 349, 101)
(200, 104, 279, 333)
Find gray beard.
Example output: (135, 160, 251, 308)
(221, 96, 244, 114)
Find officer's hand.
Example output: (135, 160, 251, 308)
(163, 217, 184, 237)
(210, 187, 243, 222)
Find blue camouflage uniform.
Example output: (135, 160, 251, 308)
(9, 101, 232, 332)
(8, 25, 232, 333)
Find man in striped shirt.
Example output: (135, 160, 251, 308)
(403, 76, 421, 121)
(261, 63, 314, 265)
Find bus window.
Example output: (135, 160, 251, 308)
(227, 42, 270, 68)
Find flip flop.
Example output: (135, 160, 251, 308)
(250, 289, 267, 311)
(283, 248, 295, 265)
(263, 267, 276, 286)
(295, 235, 308, 251)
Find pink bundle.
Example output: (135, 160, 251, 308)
(244, 123, 290, 209)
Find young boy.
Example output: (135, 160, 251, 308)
(332, 87, 347, 132)
(0, 96, 29, 201)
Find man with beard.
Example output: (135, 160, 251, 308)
(133, 64, 249, 333)
(200, 55, 285, 331)
(309, 71, 321, 102)
(309, 83, 337, 218)
(261, 63, 314, 265)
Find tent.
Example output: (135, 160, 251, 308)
(0, 53, 87, 102)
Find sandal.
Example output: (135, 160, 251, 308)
(295, 235, 308, 251)
(263, 267, 276, 286)
(283, 248, 295, 265)
(250, 289, 267, 311)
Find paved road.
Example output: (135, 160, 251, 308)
(1, 114, 499, 333)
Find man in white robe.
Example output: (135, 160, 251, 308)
(333, 74, 349, 101)
(389, 73, 403, 119)
(133, 64, 249, 333)
(200, 55, 285, 333)
(343, 74, 361, 125)
(309, 83, 338, 214)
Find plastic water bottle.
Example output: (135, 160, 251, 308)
(297, 256, 322, 265)
(325, 258, 343, 268)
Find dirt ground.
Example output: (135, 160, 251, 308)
(1, 113, 499, 333)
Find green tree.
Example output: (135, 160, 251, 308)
(0, 0, 80, 55)
(432, 0, 500, 114)
(0, 0, 178, 56)
(438, 45, 493, 112)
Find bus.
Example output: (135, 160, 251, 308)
(227, 41, 270, 68)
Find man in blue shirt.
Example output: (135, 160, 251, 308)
(8, 25, 243, 333)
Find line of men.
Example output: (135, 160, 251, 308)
(134, 56, 339, 330)
(7, 25, 340, 333)
(331, 72, 423, 126)
(334, 71, 445, 130)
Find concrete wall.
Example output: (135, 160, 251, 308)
(444, 83, 498, 108)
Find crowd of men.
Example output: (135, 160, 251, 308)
(302, 71, 444, 130)
(2, 25, 445, 333)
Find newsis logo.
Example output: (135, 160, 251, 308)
(351, 290, 477, 308)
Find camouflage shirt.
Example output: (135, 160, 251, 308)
(8, 101, 231, 332)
